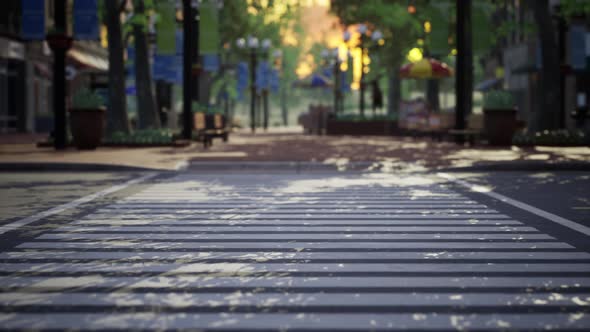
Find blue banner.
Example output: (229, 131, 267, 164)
(176, 30, 183, 55)
(74, 0, 99, 40)
(270, 69, 279, 93)
(340, 71, 350, 93)
(203, 54, 220, 72)
(126, 47, 135, 79)
(569, 25, 587, 70)
(236, 62, 249, 100)
(22, 0, 45, 40)
(256, 61, 271, 92)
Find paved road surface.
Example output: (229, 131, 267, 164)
(0, 171, 589, 331)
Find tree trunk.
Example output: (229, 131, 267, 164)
(531, 0, 561, 131)
(133, 0, 160, 129)
(105, 0, 130, 134)
(426, 79, 440, 112)
(387, 69, 400, 116)
(455, 0, 473, 143)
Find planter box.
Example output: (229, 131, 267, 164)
(483, 108, 517, 146)
(69, 108, 105, 150)
(326, 119, 398, 136)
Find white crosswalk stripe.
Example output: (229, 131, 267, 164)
(0, 173, 589, 331)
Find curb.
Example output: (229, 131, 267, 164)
(438, 161, 590, 172)
(0, 162, 162, 172)
(1, 160, 588, 173)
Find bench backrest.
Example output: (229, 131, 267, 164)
(194, 112, 206, 130)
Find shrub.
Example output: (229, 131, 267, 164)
(483, 90, 515, 109)
(71, 88, 104, 109)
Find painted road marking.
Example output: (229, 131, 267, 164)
(0, 173, 156, 235)
(438, 173, 590, 237)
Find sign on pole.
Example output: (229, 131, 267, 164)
(22, 0, 45, 40)
(74, 0, 99, 40)
(199, 1, 220, 54)
(155, 0, 176, 54)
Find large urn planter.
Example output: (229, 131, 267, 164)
(69, 107, 105, 149)
(326, 118, 398, 136)
(482, 90, 518, 146)
(69, 88, 106, 150)
(483, 108, 517, 146)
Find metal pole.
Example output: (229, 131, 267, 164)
(250, 51, 257, 132)
(52, 0, 68, 150)
(455, 0, 472, 144)
(359, 48, 365, 117)
(182, 0, 193, 139)
(334, 58, 339, 114)
(263, 89, 269, 130)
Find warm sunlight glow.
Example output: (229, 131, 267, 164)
(407, 47, 423, 63)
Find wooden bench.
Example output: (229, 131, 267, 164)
(194, 112, 229, 148)
(448, 113, 484, 145)
(419, 113, 455, 141)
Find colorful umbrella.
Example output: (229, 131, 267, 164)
(400, 58, 454, 79)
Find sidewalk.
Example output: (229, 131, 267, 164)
(1, 129, 589, 171)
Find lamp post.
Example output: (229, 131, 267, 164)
(357, 24, 368, 117)
(356, 25, 383, 117)
(236, 36, 271, 132)
(47, 0, 72, 150)
(273, 49, 287, 126)
(181, 0, 198, 140)
(323, 48, 341, 115)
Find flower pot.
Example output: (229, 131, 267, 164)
(69, 108, 105, 150)
(483, 108, 517, 146)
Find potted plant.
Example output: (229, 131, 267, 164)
(483, 89, 518, 146)
(69, 88, 106, 149)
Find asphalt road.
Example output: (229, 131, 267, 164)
(0, 170, 588, 331)
(456, 172, 590, 228)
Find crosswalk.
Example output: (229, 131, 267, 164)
(0, 173, 589, 330)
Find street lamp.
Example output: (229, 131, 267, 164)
(236, 36, 271, 132)
(322, 48, 342, 115)
(356, 25, 384, 117)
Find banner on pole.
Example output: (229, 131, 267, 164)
(429, 3, 448, 56)
(22, 0, 45, 40)
(74, 0, 99, 40)
(203, 54, 220, 72)
(199, 1, 220, 54)
(569, 25, 587, 70)
(472, 3, 492, 54)
(155, 0, 176, 54)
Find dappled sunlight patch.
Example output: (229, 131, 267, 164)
(276, 173, 441, 194)
(525, 154, 551, 160)
(444, 149, 522, 162)
(322, 158, 350, 171)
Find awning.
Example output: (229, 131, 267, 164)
(400, 58, 454, 79)
(67, 48, 108, 71)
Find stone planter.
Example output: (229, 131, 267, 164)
(326, 119, 398, 136)
(69, 108, 105, 150)
(483, 108, 517, 146)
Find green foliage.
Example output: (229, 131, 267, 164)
(483, 90, 515, 110)
(560, 0, 590, 19)
(513, 129, 589, 146)
(71, 88, 105, 109)
(330, 0, 423, 69)
(334, 113, 397, 122)
(105, 129, 174, 145)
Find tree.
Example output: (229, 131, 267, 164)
(331, 0, 422, 117)
(130, 0, 160, 129)
(103, 0, 130, 134)
(530, 0, 560, 130)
